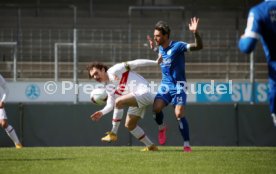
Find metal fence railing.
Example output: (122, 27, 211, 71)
(0, 28, 266, 81)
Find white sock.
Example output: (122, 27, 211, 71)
(5, 125, 20, 145)
(184, 141, 190, 147)
(111, 109, 124, 134)
(130, 126, 153, 146)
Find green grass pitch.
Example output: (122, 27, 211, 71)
(0, 146, 275, 174)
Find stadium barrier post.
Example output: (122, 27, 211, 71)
(249, 52, 255, 104)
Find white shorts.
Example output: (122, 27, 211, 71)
(0, 108, 7, 120)
(127, 89, 155, 118)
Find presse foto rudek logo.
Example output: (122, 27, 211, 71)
(25, 84, 41, 100)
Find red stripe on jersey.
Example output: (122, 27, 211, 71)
(114, 71, 130, 96)
(112, 118, 121, 122)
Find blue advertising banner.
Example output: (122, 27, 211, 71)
(196, 82, 269, 103)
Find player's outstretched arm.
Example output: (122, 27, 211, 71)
(109, 58, 160, 75)
(124, 58, 160, 70)
(188, 17, 203, 51)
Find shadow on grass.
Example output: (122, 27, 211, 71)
(157, 147, 276, 153)
(193, 148, 276, 152)
(0, 158, 74, 162)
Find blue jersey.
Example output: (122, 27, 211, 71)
(159, 41, 189, 84)
(156, 41, 189, 106)
(239, 0, 276, 82)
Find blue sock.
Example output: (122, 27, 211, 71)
(178, 117, 190, 141)
(153, 111, 164, 125)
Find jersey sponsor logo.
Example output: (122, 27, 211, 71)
(162, 58, 172, 65)
(167, 49, 172, 55)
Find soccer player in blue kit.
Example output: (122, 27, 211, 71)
(239, 0, 276, 127)
(149, 17, 203, 152)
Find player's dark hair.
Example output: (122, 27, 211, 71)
(155, 21, 170, 38)
(87, 63, 109, 79)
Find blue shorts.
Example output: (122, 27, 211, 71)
(269, 79, 276, 114)
(155, 83, 187, 106)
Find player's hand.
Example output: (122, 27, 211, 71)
(156, 54, 163, 64)
(147, 35, 155, 49)
(0, 101, 4, 108)
(90, 111, 103, 121)
(189, 17, 199, 33)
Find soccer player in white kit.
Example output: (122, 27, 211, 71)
(0, 74, 22, 148)
(87, 59, 160, 151)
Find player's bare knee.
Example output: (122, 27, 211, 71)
(175, 111, 184, 119)
(125, 121, 135, 131)
(175, 106, 185, 119)
(3, 122, 8, 129)
(0, 120, 8, 128)
(124, 122, 130, 130)
(115, 98, 124, 109)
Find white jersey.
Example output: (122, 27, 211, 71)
(0, 74, 8, 102)
(100, 59, 158, 115)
